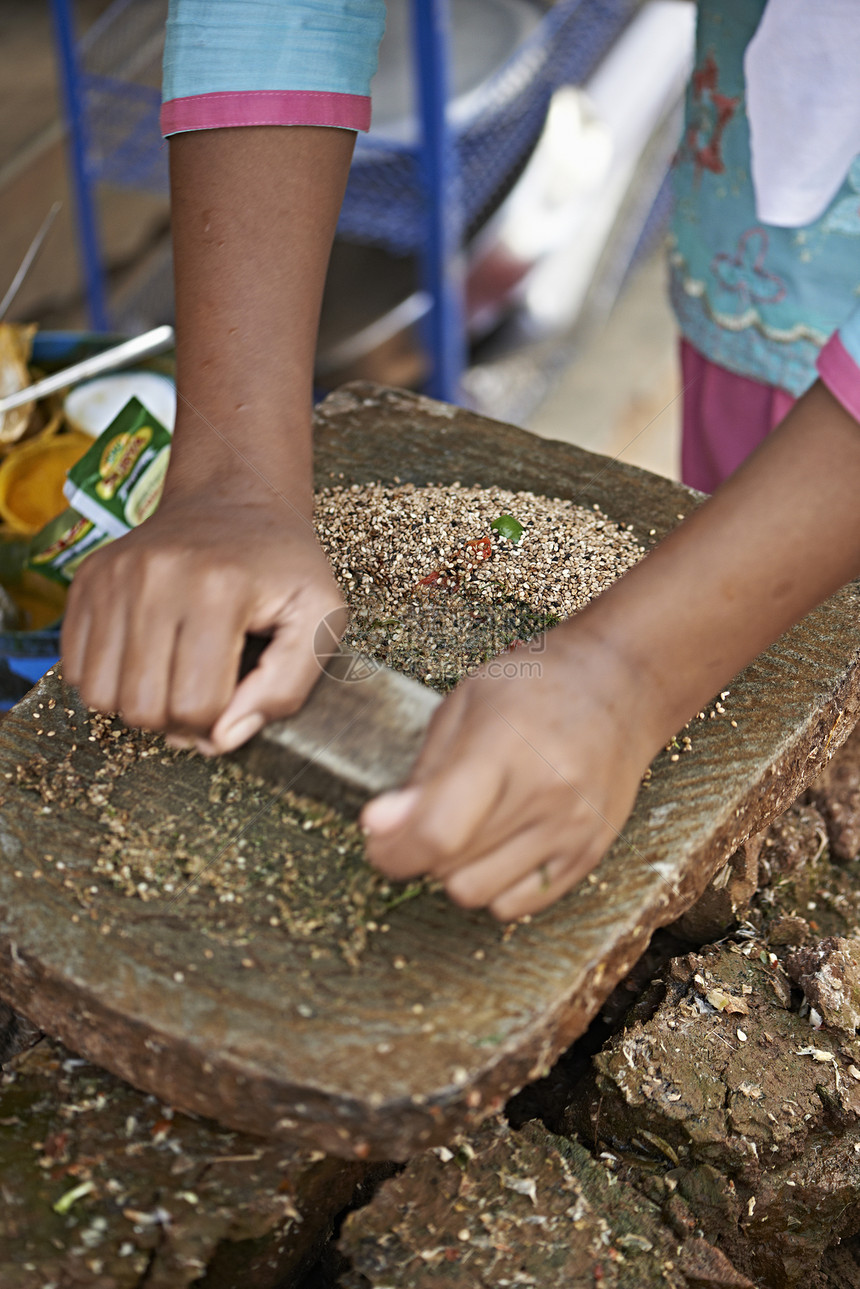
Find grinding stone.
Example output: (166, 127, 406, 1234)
(0, 383, 858, 1159)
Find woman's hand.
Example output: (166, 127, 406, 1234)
(361, 620, 658, 920)
(365, 382, 860, 921)
(61, 493, 344, 753)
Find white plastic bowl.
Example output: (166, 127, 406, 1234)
(64, 371, 176, 438)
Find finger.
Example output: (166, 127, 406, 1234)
(364, 752, 510, 881)
(403, 686, 586, 873)
(167, 604, 248, 737)
(208, 624, 323, 754)
(405, 689, 468, 783)
(60, 585, 92, 687)
(208, 585, 349, 754)
(74, 593, 130, 714)
(489, 842, 608, 922)
(116, 598, 182, 731)
(358, 682, 468, 840)
(361, 786, 421, 836)
(442, 820, 558, 909)
(359, 690, 471, 836)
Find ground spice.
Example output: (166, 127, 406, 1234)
(14, 714, 425, 966)
(315, 482, 645, 691)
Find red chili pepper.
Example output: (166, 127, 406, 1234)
(465, 535, 492, 561)
(416, 570, 455, 589)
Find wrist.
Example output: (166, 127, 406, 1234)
(552, 609, 671, 757)
(162, 406, 314, 517)
(566, 577, 730, 753)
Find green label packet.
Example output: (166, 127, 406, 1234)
(27, 397, 172, 585)
(27, 507, 113, 585)
(62, 396, 172, 539)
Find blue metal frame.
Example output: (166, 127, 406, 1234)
(49, 0, 636, 390)
(410, 0, 466, 404)
(51, 0, 469, 379)
(50, 0, 111, 330)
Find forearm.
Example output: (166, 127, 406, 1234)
(165, 125, 356, 513)
(575, 380, 860, 744)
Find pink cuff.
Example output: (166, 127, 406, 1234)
(817, 332, 860, 424)
(161, 90, 370, 136)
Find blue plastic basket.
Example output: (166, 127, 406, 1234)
(342, 0, 636, 253)
(74, 0, 167, 194)
(0, 630, 63, 713)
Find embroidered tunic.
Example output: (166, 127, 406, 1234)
(158, 0, 860, 418)
(670, 0, 860, 411)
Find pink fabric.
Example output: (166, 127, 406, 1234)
(160, 89, 371, 137)
(680, 339, 795, 493)
(817, 332, 860, 425)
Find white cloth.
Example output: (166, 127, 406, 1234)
(744, 0, 860, 228)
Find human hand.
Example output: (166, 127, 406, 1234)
(61, 493, 344, 753)
(360, 620, 659, 920)
(366, 379, 860, 921)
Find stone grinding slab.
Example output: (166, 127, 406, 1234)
(0, 382, 859, 1161)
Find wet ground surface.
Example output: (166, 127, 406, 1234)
(0, 1035, 371, 1289)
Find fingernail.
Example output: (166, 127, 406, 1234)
(165, 734, 196, 751)
(362, 787, 420, 836)
(218, 712, 265, 752)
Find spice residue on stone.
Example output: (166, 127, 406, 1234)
(7, 483, 653, 963)
(11, 712, 425, 967)
(338, 1115, 752, 1288)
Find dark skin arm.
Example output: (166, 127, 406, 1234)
(363, 381, 860, 918)
(62, 126, 355, 750)
(61, 128, 860, 921)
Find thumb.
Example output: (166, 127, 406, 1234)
(361, 785, 421, 836)
(207, 619, 330, 754)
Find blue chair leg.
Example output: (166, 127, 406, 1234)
(411, 0, 467, 404)
(49, 0, 111, 330)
